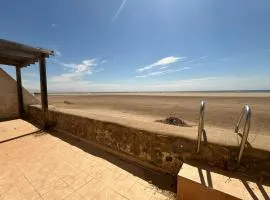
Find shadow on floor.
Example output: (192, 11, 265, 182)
(241, 181, 270, 200)
(47, 130, 177, 195)
(195, 166, 269, 200)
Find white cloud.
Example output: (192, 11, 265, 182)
(136, 56, 186, 72)
(50, 73, 82, 83)
(182, 55, 208, 64)
(60, 59, 97, 75)
(159, 66, 169, 70)
(46, 58, 104, 90)
(136, 67, 191, 78)
(51, 23, 58, 27)
(112, 0, 128, 22)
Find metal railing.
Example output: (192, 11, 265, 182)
(197, 101, 205, 153)
(234, 105, 251, 164)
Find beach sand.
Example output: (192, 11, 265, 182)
(48, 92, 270, 136)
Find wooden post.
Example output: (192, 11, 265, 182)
(39, 54, 48, 128)
(16, 66, 24, 117)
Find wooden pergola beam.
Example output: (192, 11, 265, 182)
(0, 57, 25, 67)
(39, 54, 48, 128)
(0, 56, 37, 67)
(0, 39, 53, 57)
(0, 39, 53, 126)
(0, 49, 38, 60)
(16, 66, 24, 117)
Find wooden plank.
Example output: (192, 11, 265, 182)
(0, 55, 36, 66)
(0, 39, 54, 56)
(0, 57, 24, 66)
(0, 55, 38, 67)
(39, 54, 48, 128)
(16, 66, 24, 117)
(0, 48, 38, 60)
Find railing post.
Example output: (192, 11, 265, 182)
(235, 105, 251, 164)
(197, 101, 205, 153)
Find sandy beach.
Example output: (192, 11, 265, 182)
(48, 92, 270, 136)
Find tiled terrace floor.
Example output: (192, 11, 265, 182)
(0, 119, 39, 142)
(0, 121, 176, 200)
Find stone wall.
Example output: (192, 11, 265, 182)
(27, 105, 270, 179)
(0, 68, 39, 120)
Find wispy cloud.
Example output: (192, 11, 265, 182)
(136, 67, 191, 78)
(54, 49, 61, 57)
(50, 58, 105, 86)
(111, 0, 128, 22)
(182, 55, 208, 64)
(60, 59, 98, 75)
(136, 56, 186, 72)
(100, 60, 107, 64)
(51, 23, 58, 27)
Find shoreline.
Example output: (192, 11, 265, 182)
(45, 91, 270, 97)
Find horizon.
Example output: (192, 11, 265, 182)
(42, 90, 270, 94)
(1, 0, 270, 92)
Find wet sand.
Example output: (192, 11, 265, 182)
(48, 92, 270, 136)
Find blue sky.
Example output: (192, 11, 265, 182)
(1, 0, 270, 92)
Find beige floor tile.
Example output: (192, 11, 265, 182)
(44, 158, 69, 172)
(83, 164, 108, 179)
(0, 181, 17, 196)
(63, 171, 93, 190)
(63, 192, 86, 200)
(0, 169, 26, 195)
(108, 173, 137, 196)
(1, 178, 41, 200)
(97, 168, 121, 186)
(42, 182, 74, 200)
(77, 178, 106, 199)
(125, 182, 154, 200)
(78, 158, 97, 171)
(31, 174, 64, 195)
(54, 163, 80, 181)
(21, 166, 53, 182)
(0, 128, 176, 200)
(0, 191, 28, 200)
(91, 186, 127, 200)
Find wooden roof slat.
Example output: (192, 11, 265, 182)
(0, 56, 37, 66)
(0, 39, 54, 67)
(0, 49, 37, 60)
(0, 57, 26, 66)
(0, 39, 54, 56)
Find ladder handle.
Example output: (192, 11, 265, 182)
(197, 101, 205, 153)
(235, 105, 251, 164)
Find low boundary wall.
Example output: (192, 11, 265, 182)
(26, 105, 270, 179)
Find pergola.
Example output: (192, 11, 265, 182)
(0, 39, 54, 127)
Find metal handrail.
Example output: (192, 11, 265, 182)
(234, 105, 251, 164)
(197, 101, 205, 153)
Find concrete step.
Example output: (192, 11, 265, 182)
(177, 163, 270, 200)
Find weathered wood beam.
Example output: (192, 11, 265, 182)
(0, 57, 24, 66)
(0, 39, 54, 57)
(16, 66, 24, 117)
(0, 56, 36, 67)
(39, 54, 48, 128)
(0, 49, 38, 60)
